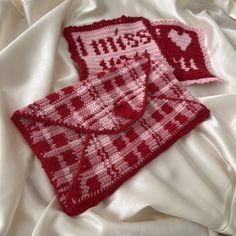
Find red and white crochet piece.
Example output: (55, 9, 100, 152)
(152, 19, 222, 85)
(11, 53, 210, 216)
(63, 16, 173, 82)
(63, 16, 221, 85)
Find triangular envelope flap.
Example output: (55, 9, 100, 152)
(13, 56, 150, 135)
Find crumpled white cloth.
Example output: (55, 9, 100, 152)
(0, 0, 236, 235)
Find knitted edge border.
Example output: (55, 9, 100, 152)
(152, 19, 223, 85)
(63, 15, 175, 82)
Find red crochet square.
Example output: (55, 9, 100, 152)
(113, 137, 127, 151)
(152, 19, 222, 85)
(125, 128, 138, 142)
(52, 133, 68, 148)
(124, 151, 138, 166)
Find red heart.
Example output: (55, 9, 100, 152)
(113, 101, 135, 119)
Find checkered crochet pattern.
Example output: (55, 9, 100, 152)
(11, 16, 214, 216)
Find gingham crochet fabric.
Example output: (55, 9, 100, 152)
(11, 16, 217, 216)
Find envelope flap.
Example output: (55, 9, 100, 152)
(14, 55, 150, 134)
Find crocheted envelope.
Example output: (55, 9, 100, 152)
(11, 54, 210, 216)
(63, 15, 221, 85)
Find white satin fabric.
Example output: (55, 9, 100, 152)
(1, 0, 236, 235)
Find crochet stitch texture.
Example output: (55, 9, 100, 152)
(11, 16, 216, 216)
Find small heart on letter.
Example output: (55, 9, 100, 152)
(168, 29, 191, 51)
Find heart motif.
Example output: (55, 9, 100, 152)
(168, 29, 191, 51)
(113, 101, 135, 119)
